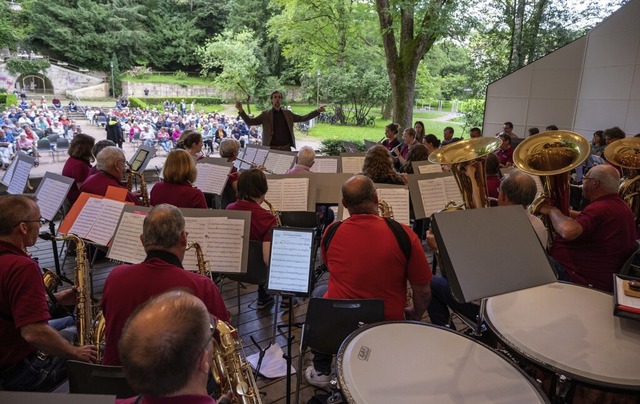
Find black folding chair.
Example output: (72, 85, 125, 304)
(66, 360, 136, 399)
(295, 298, 385, 403)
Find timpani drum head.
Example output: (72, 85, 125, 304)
(336, 321, 548, 403)
(485, 282, 640, 390)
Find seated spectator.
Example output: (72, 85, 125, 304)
(140, 125, 155, 147)
(157, 127, 172, 153)
(68, 101, 78, 112)
(0, 129, 14, 169)
(52, 97, 62, 110)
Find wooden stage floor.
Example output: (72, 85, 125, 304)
(31, 225, 433, 403)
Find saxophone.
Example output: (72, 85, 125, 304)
(212, 321, 262, 404)
(187, 241, 211, 275)
(126, 169, 150, 207)
(263, 199, 282, 227)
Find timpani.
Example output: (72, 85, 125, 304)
(336, 321, 549, 403)
(485, 282, 640, 399)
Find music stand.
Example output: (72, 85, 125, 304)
(128, 145, 155, 173)
(267, 227, 315, 404)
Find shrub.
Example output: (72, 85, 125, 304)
(128, 97, 148, 109)
(6, 58, 51, 75)
(318, 138, 366, 156)
(141, 96, 224, 106)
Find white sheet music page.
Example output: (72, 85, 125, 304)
(7, 160, 32, 194)
(311, 158, 338, 173)
(201, 217, 244, 273)
(1, 157, 17, 186)
(443, 176, 464, 207)
(85, 198, 127, 246)
(341, 156, 365, 174)
(108, 210, 147, 264)
(418, 163, 444, 174)
(254, 148, 270, 166)
(377, 188, 410, 225)
(36, 178, 71, 221)
(274, 154, 295, 174)
(183, 216, 209, 272)
(241, 146, 258, 170)
(282, 178, 309, 211)
(264, 179, 284, 211)
(263, 153, 281, 174)
(418, 178, 448, 216)
(194, 163, 230, 195)
(68, 197, 103, 238)
(193, 163, 213, 193)
(268, 230, 314, 294)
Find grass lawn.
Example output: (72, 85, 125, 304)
(288, 105, 464, 142)
(121, 74, 214, 86)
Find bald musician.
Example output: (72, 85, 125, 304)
(0, 195, 97, 391)
(539, 164, 636, 292)
(100, 204, 229, 366)
(285, 146, 315, 174)
(116, 291, 230, 404)
(305, 175, 431, 388)
(80, 146, 142, 205)
(426, 171, 547, 327)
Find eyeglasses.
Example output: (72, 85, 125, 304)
(199, 315, 216, 355)
(14, 217, 46, 228)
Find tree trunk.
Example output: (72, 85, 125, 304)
(509, 0, 526, 71)
(525, 0, 549, 64)
(375, 0, 442, 130)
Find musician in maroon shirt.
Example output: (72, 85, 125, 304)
(80, 146, 142, 205)
(61, 133, 95, 206)
(150, 149, 207, 208)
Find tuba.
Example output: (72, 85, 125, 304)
(513, 130, 590, 239)
(212, 321, 262, 404)
(263, 199, 282, 227)
(604, 137, 640, 227)
(428, 137, 502, 209)
(126, 167, 150, 207)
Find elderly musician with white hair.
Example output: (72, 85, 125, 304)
(285, 146, 315, 174)
(539, 164, 636, 292)
(100, 204, 229, 366)
(80, 146, 142, 205)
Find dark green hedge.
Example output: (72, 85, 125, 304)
(318, 139, 366, 156)
(0, 93, 19, 109)
(137, 96, 224, 106)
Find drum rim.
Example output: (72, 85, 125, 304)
(335, 320, 550, 403)
(484, 281, 640, 391)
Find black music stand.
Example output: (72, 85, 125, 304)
(431, 205, 557, 335)
(266, 227, 315, 404)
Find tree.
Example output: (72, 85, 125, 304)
(197, 30, 261, 102)
(375, 0, 459, 129)
(0, 3, 24, 51)
(26, 0, 149, 70)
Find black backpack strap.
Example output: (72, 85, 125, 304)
(383, 217, 412, 262)
(321, 221, 343, 256)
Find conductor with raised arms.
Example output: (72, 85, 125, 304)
(235, 90, 325, 151)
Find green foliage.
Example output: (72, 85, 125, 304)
(174, 70, 187, 80)
(197, 30, 261, 100)
(318, 139, 366, 156)
(459, 99, 485, 131)
(128, 96, 147, 109)
(0, 93, 19, 108)
(134, 96, 225, 107)
(126, 66, 153, 79)
(5, 58, 51, 75)
(0, 3, 24, 50)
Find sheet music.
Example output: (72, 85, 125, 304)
(67, 197, 126, 245)
(254, 148, 269, 166)
(240, 146, 258, 170)
(36, 176, 72, 221)
(198, 217, 244, 273)
(341, 156, 365, 174)
(310, 158, 338, 173)
(417, 163, 444, 174)
(184, 216, 245, 273)
(107, 210, 147, 263)
(7, 160, 32, 194)
(418, 178, 448, 216)
(264, 153, 295, 174)
(1, 157, 17, 186)
(194, 163, 231, 194)
(85, 199, 127, 246)
(265, 178, 309, 211)
(377, 188, 410, 225)
(443, 176, 464, 206)
(268, 229, 314, 294)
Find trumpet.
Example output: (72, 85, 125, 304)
(235, 157, 276, 175)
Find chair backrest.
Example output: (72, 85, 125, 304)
(37, 139, 51, 150)
(303, 298, 385, 355)
(619, 240, 640, 276)
(57, 138, 70, 149)
(223, 240, 268, 284)
(66, 360, 137, 399)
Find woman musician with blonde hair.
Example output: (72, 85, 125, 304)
(150, 149, 207, 209)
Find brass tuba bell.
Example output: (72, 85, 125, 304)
(428, 137, 502, 209)
(513, 130, 590, 238)
(603, 137, 640, 228)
